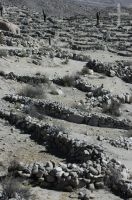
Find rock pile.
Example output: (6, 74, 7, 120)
(8, 160, 106, 192)
(105, 159, 132, 199)
(6, 155, 132, 199)
(98, 135, 132, 150)
(109, 137, 132, 150)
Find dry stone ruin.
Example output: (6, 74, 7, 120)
(0, 1, 131, 200)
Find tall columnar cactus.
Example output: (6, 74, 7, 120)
(96, 12, 100, 26)
(0, 2, 3, 17)
(42, 9, 47, 22)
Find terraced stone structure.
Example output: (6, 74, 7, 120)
(0, 3, 131, 200)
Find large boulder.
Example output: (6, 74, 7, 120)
(0, 20, 20, 34)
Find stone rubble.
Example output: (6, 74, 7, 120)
(97, 135, 132, 150)
(109, 137, 132, 150)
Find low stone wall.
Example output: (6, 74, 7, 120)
(86, 59, 132, 84)
(4, 95, 132, 130)
(71, 43, 105, 51)
(53, 77, 110, 97)
(0, 109, 104, 163)
(0, 110, 132, 198)
(54, 49, 90, 62)
(0, 71, 49, 84)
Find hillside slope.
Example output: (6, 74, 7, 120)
(3, 0, 132, 16)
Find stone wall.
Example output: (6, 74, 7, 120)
(0, 110, 131, 198)
(4, 95, 132, 130)
(86, 59, 132, 83)
(0, 71, 49, 84)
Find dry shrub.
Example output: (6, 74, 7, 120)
(35, 73, 50, 85)
(79, 66, 93, 75)
(62, 75, 79, 87)
(72, 101, 91, 113)
(104, 165, 122, 190)
(102, 98, 122, 117)
(0, 49, 8, 57)
(61, 57, 69, 65)
(18, 85, 46, 99)
(24, 104, 46, 120)
(1, 177, 31, 200)
(0, 70, 5, 76)
(127, 129, 132, 137)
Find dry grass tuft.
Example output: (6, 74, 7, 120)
(18, 85, 46, 99)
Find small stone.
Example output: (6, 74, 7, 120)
(46, 175, 55, 183)
(36, 169, 44, 178)
(84, 150, 90, 155)
(84, 194, 90, 200)
(89, 183, 95, 191)
(87, 69, 94, 75)
(59, 163, 67, 170)
(70, 171, 78, 178)
(10, 128, 14, 133)
(87, 92, 93, 98)
(65, 185, 73, 192)
(71, 164, 78, 169)
(56, 89, 63, 95)
(97, 136, 104, 141)
(53, 167, 62, 173)
(89, 167, 98, 175)
(90, 193, 96, 199)
(38, 177, 45, 182)
(125, 94, 131, 103)
(56, 171, 64, 179)
(109, 70, 116, 77)
(63, 172, 69, 177)
(32, 164, 39, 175)
(17, 171, 30, 178)
(78, 192, 85, 199)
(45, 161, 53, 171)
(94, 182, 104, 189)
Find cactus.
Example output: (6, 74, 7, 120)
(42, 9, 46, 22)
(96, 12, 100, 26)
(0, 2, 3, 17)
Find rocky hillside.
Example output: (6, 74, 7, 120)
(0, 4, 131, 200)
(4, 0, 90, 17)
(3, 0, 132, 16)
(80, 0, 132, 7)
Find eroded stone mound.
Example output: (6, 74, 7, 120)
(0, 20, 20, 34)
